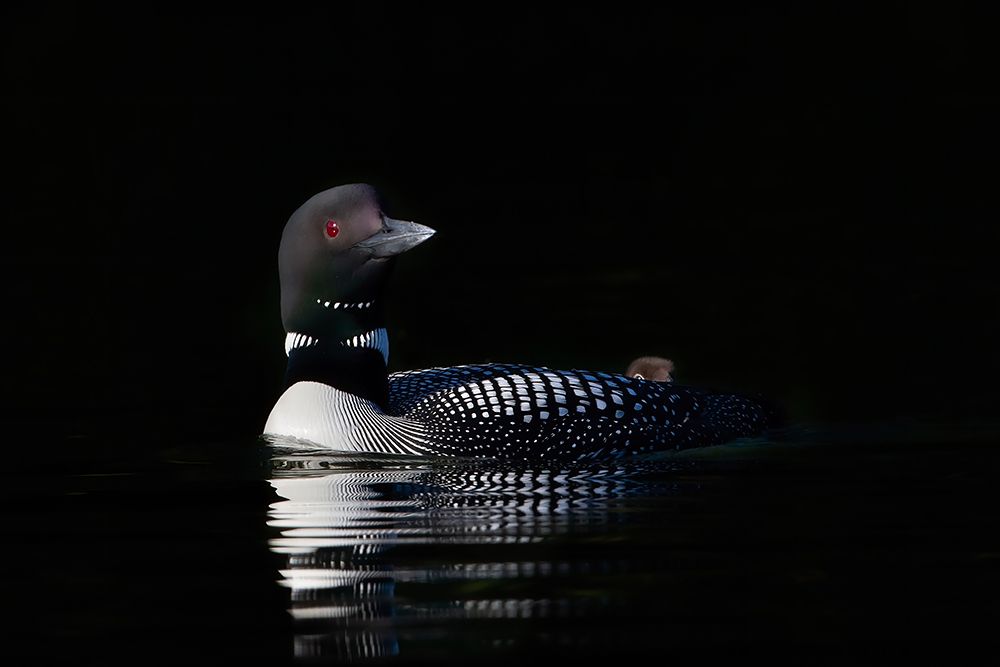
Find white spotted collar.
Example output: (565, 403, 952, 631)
(284, 328, 389, 365)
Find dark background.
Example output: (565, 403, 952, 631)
(4, 3, 997, 440)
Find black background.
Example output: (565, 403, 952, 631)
(4, 3, 997, 440)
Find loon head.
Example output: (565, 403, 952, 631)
(626, 356, 675, 382)
(278, 183, 435, 340)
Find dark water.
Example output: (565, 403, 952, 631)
(10, 419, 1000, 664)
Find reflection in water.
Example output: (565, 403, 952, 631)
(265, 444, 695, 661)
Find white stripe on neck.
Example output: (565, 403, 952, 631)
(313, 299, 374, 310)
(284, 328, 389, 365)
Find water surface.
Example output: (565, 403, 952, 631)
(11, 419, 1000, 663)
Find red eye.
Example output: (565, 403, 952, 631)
(325, 219, 340, 238)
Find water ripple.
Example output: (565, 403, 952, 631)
(265, 444, 694, 661)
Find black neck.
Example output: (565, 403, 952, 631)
(284, 341, 389, 408)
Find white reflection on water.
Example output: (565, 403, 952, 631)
(265, 444, 691, 662)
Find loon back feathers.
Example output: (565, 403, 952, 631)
(387, 363, 769, 460)
(263, 183, 777, 460)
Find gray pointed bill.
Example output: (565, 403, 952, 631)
(354, 217, 436, 258)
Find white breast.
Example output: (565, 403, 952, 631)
(264, 381, 433, 455)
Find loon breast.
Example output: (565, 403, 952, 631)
(264, 381, 433, 455)
(267, 326, 429, 454)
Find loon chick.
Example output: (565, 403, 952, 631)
(626, 356, 675, 382)
(263, 184, 775, 461)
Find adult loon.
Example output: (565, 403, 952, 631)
(263, 184, 776, 460)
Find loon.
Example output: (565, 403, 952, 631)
(263, 184, 776, 461)
(626, 356, 675, 382)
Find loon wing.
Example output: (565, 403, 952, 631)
(388, 364, 769, 459)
